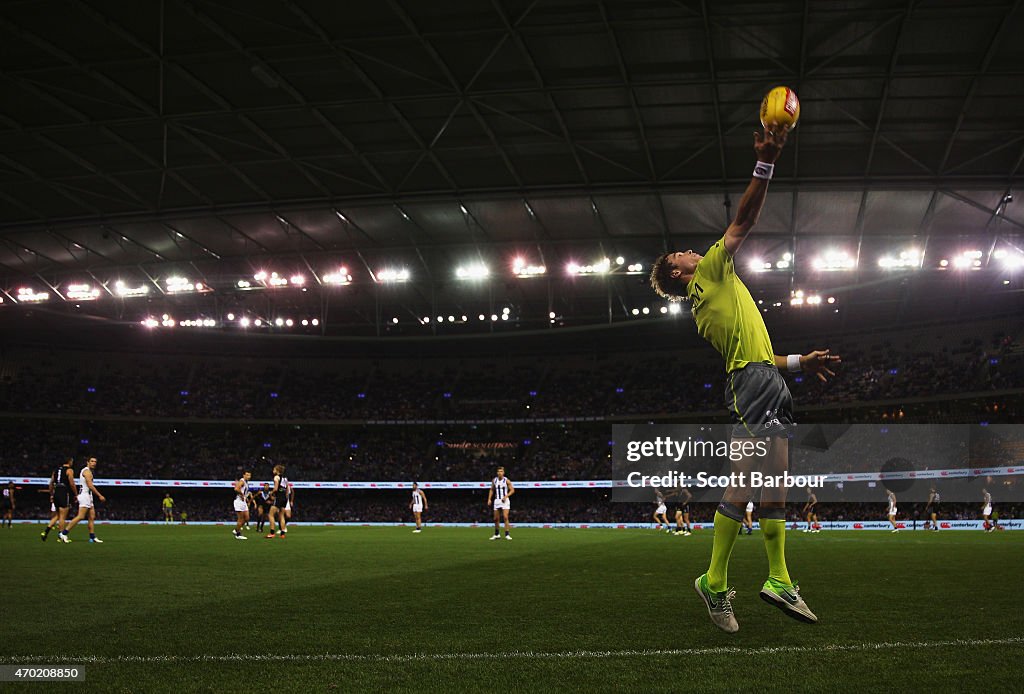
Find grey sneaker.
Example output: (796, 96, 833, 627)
(693, 574, 739, 633)
(759, 578, 818, 623)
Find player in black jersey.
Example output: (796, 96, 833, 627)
(41, 458, 77, 542)
(673, 487, 693, 536)
(254, 483, 272, 533)
(265, 464, 289, 539)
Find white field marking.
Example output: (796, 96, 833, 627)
(2, 638, 1022, 665)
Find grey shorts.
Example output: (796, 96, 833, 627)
(725, 362, 795, 438)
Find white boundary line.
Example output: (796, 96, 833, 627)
(3, 637, 1021, 665)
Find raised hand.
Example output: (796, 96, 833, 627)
(753, 126, 789, 163)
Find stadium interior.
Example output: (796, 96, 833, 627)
(1, 1, 1023, 691)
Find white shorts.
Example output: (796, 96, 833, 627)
(78, 493, 93, 510)
(285, 502, 292, 512)
(51, 502, 56, 513)
(493, 499, 510, 511)
(233, 499, 248, 513)
(745, 501, 755, 514)
(412, 504, 423, 514)
(888, 507, 897, 517)
(655, 504, 667, 515)
(983, 504, 992, 516)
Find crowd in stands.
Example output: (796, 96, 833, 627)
(0, 418, 614, 481)
(1, 319, 1021, 522)
(1, 325, 1020, 422)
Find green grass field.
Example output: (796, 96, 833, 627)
(1, 524, 1022, 693)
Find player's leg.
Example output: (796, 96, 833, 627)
(755, 436, 816, 623)
(502, 508, 511, 538)
(756, 437, 792, 584)
(703, 446, 754, 594)
(42, 507, 58, 539)
(278, 506, 288, 537)
(695, 475, 744, 634)
(87, 507, 102, 543)
(266, 507, 277, 537)
(62, 504, 87, 538)
(491, 508, 500, 539)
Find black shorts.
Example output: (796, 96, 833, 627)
(725, 362, 795, 438)
(929, 505, 940, 515)
(0, 499, 10, 511)
(53, 486, 71, 509)
(677, 505, 690, 515)
(274, 497, 288, 509)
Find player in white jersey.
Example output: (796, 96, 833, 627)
(487, 467, 515, 540)
(653, 489, 671, 533)
(886, 490, 899, 533)
(284, 482, 295, 523)
(61, 457, 106, 543)
(742, 500, 755, 535)
(232, 470, 253, 540)
(981, 489, 995, 531)
(925, 486, 940, 531)
(410, 482, 428, 533)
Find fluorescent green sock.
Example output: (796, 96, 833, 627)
(761, 518, 792, 585)
(706, 510, 742, 592)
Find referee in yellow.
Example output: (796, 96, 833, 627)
(649, 125, 840, 633)
(162, 493, 174, 524)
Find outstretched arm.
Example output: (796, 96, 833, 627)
(774, 349, 841, 383)
(723, 127, 789, 256)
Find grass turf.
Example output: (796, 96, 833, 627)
(1, 524, 1022, 692)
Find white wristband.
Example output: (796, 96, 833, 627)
(753, 161, 774, 180)
(787, 354, 802, 373)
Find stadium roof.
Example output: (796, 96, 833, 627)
(1, 0, 1022, 333)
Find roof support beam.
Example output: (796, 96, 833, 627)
(937, 0, 1022, 174)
